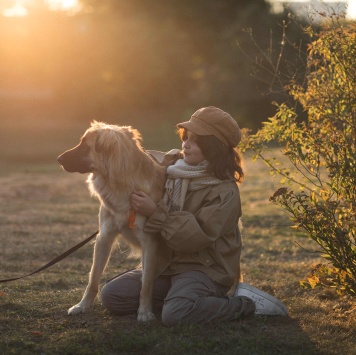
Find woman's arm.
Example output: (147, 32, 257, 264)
(144, 184, 241, 253)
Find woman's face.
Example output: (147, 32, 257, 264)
(181, 130, 205, 165)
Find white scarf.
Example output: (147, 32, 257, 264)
(164, 159, 223, 211)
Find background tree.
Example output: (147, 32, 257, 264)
(0, 0, 307, 134)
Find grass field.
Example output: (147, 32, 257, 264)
(0, 121, 355, 354)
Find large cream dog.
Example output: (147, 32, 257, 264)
(57, 121, 170, 322)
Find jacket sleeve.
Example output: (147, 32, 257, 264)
(143, 186, 241, 253)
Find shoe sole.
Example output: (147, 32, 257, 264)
(237, 283, 288, 316)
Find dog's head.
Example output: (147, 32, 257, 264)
(57, 121, 143, 175)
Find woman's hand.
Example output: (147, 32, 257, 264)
(130, 191, 157, 217)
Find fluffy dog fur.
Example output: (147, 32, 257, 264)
(57, 121, 170, 322)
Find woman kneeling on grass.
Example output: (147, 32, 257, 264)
(101, 106, 288, 326)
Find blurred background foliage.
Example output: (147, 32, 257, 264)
(0, 0, 326, 158)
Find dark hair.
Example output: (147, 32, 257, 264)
(178, 128, 244, 182)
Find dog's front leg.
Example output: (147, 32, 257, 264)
(137, 232, 159, 322)
(68, 220, 118, 315)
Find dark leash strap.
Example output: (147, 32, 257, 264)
(0, 230, 99, 283)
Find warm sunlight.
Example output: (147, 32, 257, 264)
(1, 0, 80, 17)
(2, 3, 28, 17)
(46, 0, 80, 12)
(3, 1, 356, 19)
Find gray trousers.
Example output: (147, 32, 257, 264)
(101, 269, 255, 327)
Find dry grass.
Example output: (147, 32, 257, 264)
(0, 124, 355, 354)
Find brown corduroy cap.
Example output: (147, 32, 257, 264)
(177, 106, 241, 147)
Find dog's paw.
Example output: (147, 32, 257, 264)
(137, 311, 156, 322)
(67, 304, 88, 315)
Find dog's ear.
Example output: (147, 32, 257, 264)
(124, 129, 134, 140)
(94, 137, 105, 154)
(94, 126, 142, 156)
(123, 126, 143, 149)
(94, 130, 118, 154)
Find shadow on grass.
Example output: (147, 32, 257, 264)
(0, 294, 321, 355)
(46, 314, 321, 355)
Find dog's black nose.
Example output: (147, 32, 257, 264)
(57, 154, 64, 164)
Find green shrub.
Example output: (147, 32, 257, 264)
(241, 23, 356, 295)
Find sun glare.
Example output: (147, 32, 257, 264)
(348, 0, 356, 19)
(1, 0, 80, 17)
(2, 3, 28, 17)
(3, 0, 356, 18)
(46, 0, 80, 12)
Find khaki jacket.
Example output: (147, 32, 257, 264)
(145, 150, 242, 288)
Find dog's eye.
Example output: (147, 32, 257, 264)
(77, 138, 90, 154)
